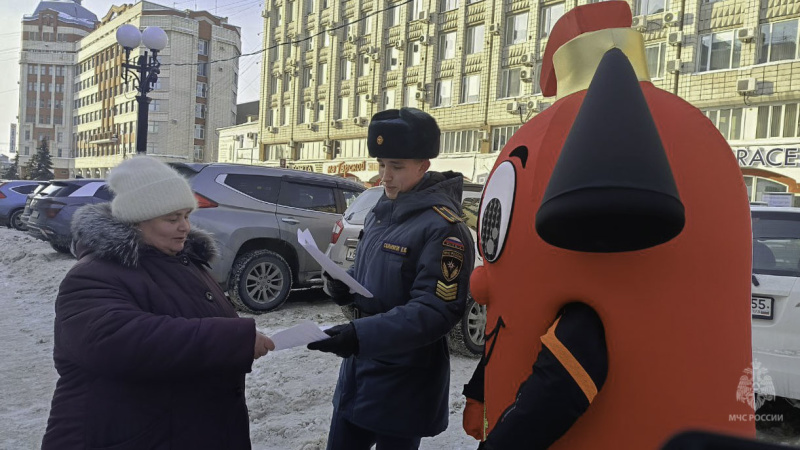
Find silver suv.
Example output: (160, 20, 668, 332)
(171, 163, 365, 313)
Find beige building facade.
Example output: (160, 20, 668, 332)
(254, 0, 800, 193)
(17, 0, 97, 179)
(72, 1, 241, 178)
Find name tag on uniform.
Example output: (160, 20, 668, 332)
(382, 242, 408, 256)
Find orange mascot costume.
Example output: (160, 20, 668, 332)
(461, 2, 756, 449)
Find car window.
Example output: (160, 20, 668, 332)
(93, 185, 114, 201)
(11, 185, 37, 195)
(32, 184, 48, 196)
(752, 211, 800, 277)
(461, 197, 480, 232)
(224, 174, 280, 203)
(344, 187, 384, 225)
(342, 190, 361, 209)
(278, 182, 337, 213)
(40, 184, 71, 197)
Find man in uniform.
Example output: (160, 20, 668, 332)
(308, 107, 475, 450)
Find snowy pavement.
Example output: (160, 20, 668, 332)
(1, 227, 799, 449)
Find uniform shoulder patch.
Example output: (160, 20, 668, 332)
(443, 236, 465, 251)
(432, 205, 464, 223)
(436, 280, 458, 301)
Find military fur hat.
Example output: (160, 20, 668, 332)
(367, 107, 440, 159)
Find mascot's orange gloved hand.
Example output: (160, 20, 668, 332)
(463, 398, 484, 440)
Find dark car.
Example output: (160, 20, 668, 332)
(25, 179, 113, 253)
(0, 181, 41, 230)
(170, 163, 365, 313)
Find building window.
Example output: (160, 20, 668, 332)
(441, 130, 480, 154)
(286, 1, 294, 23)
(302, 66, 312, 88)
(539, 5, 562, 39)
(303, 37, 313, 51)
(404, 85, 416, 108)
(410, 0, 422, 20)
(466, 25, 485, 54)
(364, 15, 373, 34)
(270, 76, 278, 95)
(387, 6, 401, 27)
(57, 148, 62, 158)
(57, 132, 63, 143)
(198, 39, 209, 55)
(408, 42, 422, 66)
(195, 104, 206, 119)
(147, 142, 159, 154)
(322, 31, 331, 48)
(198, 62, 208, 77)
(461, 74, 480, 103)
(634, 0, 666, 16)
(384, 89, 396, 109)
(318, 63, 327, 85)
(499, 68, 522, 98)
(282, 105, 290, 125)
(341, 58, 352, 80)
(196, 82, 208, 97)
(439, 32, 456, 59)
(698, 31, 741, 72)
(306, 0, 315, 14)
(491, 125, 521, 152)
(360, 55, 370, 77)
(759, 20, 799, 64)
(195, 124, 205, 139)
(434, 79, 452, 107)
(756, 103, 800, 139)
(337, 96, 349, 119)
(505, 12, 529, 44)
(645, 42, 666, 78)
(283, 73, 292, 92)
(357, 94, 369, 117)
(440, 0, 458, 12)
(386, 47, 399, 70)
(149, 100, 160, 111)
(194, 145, 204, 160)
(704, 108, 743, 140)
(298, 105, 306, 124)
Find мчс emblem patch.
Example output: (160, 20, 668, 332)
(441, 249, 463, 282)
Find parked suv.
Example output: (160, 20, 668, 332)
(25, 179, 112, 253)
(326, 183, 486, 357)
(751, 206, 800, 402)
(170, 163, 365, 313)
(0, 181, 41, 230)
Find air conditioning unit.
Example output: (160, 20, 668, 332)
(347, 34, 357, 44)
(363, 55, 371, 64)
(353, 117, 366, 126)
(247, 132, 257, 139)
(520, 70, 532, 82)
(306, 123, 315, 130)
(266, 126, 277, 133)
(666, 59, 682, 73)
(416, 81, 427, 91)
(668, 31, 683, 46)
(365, 93, 376, 103)
(261, 10, 269, 18)
(347, 52, 357, 61)
(631, 15, 647, 31)
(416, 10, 427, 21)
(520, 53, 536, 66)
(414, 91, 426, 101)
(288, 139, 296, 148)
(394, 39, 405, 49)
(662, 11, 681, 26)
(370, 52, 380, 61)
(737, 77, 757, 95)
(366, 46, 378, 54)
(737, 27, 755, 42)
(330, 119, 341, 128)
(323, 138, 332, 147)
(506, 101, 520, 113)
(419, 35, 429, 45)
(478, 130, 489, 141)
(305, 101, 314, 109)
(489, 23, 500, 35)
(526, 99, 541, 112)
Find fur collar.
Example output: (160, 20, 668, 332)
(71, 203, 218, 268)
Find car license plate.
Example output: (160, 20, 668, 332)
(752, 296, 774, 320)
(346, 247, 357, 261)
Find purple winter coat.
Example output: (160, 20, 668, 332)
(42, 203, 257, 450)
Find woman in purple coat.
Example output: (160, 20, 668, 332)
(42, 156, 274, 450)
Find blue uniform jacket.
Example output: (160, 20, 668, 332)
(333, 171, 474, 437)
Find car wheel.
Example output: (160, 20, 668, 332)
(448, 295, 486, 357)
(9, 209, 27, 231)
(50, 240, 72, 254)
(229, 249, 293, 314)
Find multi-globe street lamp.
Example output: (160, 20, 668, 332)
(115, 24, 168, 155)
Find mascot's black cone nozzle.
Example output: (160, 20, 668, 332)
(535, 48, 685, 253)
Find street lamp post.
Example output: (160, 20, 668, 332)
(115, 24, 168, 155)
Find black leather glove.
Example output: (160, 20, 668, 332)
(307, 323, 359, 358)
(322, 272, 353, 306)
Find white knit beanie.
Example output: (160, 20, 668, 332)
(108, 156, 198, 223)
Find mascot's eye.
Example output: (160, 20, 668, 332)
(478, 161, 516, 263)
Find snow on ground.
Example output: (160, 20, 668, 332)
(1, 227, 799, 449)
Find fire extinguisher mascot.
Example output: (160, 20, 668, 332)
(461, 2, 756, 449)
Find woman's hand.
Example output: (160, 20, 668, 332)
(254, 332, 275, 359)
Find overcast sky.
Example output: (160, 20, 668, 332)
(0, 0, 264, 156)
